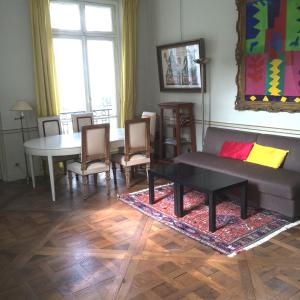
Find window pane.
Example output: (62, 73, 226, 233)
(50, 2, 81, 30)
(85, 5, 113, 32)
(53, 38, 86, 113)
(87, 40, 117, 114)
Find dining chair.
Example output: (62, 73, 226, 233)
(71, 112, 93, 132)
(38, 116, 61, 137)
(67, 124, 111, 199)
(118, 112, 156, 155)
(38, 116, 75, 174)
(141, 112, 156, 143)
(112, 118, 151, 188)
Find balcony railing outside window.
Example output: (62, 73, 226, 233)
(60, 109, 117, 134)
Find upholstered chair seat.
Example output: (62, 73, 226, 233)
(112, 154, 150, 167)
(67, 161, 109, 176)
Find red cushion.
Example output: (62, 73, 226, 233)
(219, 141, 254, 160)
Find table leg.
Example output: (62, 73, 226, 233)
(149, 173, 155, 204)
(208, 192, 216, 232)
(174, 183, 184, 217)
(48, 155, 56, 202)
(28, 154, 35, 188)
(240, 183, 247, 219)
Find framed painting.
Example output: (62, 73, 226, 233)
(235, 0, 300, 112)
(157, 39, 205, 92)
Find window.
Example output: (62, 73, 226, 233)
(50, 0, 120, 132)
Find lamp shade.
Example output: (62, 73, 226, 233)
(11, 100, 33, 111)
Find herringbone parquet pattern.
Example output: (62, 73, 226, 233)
(0, 172, 299, 300)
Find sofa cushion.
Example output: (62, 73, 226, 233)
(219, 141, 254, 160)
(175, 152, 300, 200)
(257, 134, 300, 173)
(203, 127, 258, 155)
(245, 143, 289, 169)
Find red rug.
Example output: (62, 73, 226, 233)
(119, 184, 300, 256)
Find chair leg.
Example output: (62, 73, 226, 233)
(105, 171, 111, 195)
(93, 174, 97, 185)
(146, 163, 150, 183)
(125, 166, 130, 188)
(42, 159, 47, 177)
(131, 166, 135, 178)
(82, 175, 88, 200)
(68, 171, 73, 192)
(112, 162, 117, 185)
(63, 161, 67, 175)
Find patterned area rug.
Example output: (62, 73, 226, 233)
(119, 184, 300, 256)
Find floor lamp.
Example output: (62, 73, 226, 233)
(11, 100, 33, 183)
(194, 58, 209, 149)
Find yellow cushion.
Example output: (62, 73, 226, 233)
(245, 143, 289, 169)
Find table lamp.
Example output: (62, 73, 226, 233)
(11, 100, 33, 183)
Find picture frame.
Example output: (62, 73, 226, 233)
(157, 39, 205, 92)
(235, 0, 300, 112)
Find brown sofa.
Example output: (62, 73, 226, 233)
(174, 127, 300, 220)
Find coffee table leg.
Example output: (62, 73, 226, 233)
(208, 192, 216, 232)
(240, 183, 247, 219)
(174, 183, 184, 217)
(149, 173, 155, 204)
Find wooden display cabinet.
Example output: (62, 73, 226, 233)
(159, 102, 196, 161)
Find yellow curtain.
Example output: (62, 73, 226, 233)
(29, 0, 60, 117)
(120, 0, 139, 127)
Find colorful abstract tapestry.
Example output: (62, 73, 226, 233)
(236, 0, 300, 111)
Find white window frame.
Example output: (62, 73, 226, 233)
(50, 0, 121, 127)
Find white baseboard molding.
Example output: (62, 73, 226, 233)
(1, 126, 38, 135)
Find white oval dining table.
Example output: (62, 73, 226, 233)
(24, 128, 124, 202)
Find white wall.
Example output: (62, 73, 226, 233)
(0, 0, 38, 181)
(136, 0, 300, 150)
(1, 0, 300, 180)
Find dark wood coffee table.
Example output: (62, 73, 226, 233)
(148, 163, 248, 232)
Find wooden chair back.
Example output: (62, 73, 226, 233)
(81, 124, 110, 171)
(124, 118, 150, 161)
(71, 113, 93, 132)
(38, 116, 61, 137)
(141, 112, 156, 142)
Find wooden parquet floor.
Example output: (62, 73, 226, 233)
(0, 171, 299, 300)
